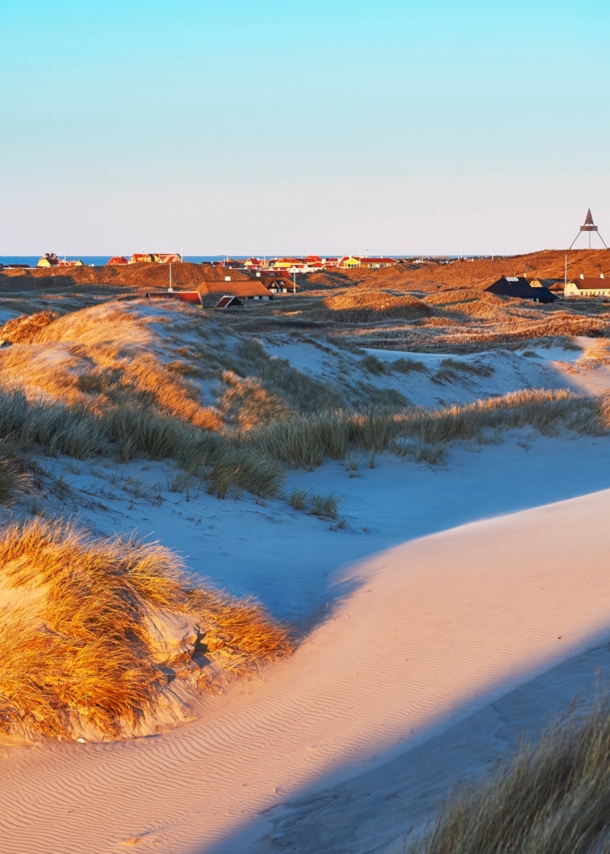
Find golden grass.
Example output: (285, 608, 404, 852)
(218, 370, 293, 429)
(0, 308, 223, 432)
(0, 310, 58, 344)
(0, 519, 291, 740)
(408, 696, 610, 854)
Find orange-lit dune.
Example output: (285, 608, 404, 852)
(1, 489, 610, 852)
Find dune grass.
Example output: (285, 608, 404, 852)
(408, 696, 610, 854)
(0, 384, 603, 496)
(246, 389, 605, 468)
(0, 518, 292, 740)
(432, 358, 495, 384)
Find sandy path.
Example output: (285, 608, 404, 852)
(2, 489, 610, 853)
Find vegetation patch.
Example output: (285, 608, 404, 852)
(408, 697, 610, 854)
(0, 519, 292, 741)
(432, 358, 494, 384)
(392, 357, 428, 374)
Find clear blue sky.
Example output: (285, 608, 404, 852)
(1, 0, 609, 255)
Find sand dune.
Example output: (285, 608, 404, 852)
(2, 489, 610, 853)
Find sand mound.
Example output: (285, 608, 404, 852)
(323, 289, 431, 321)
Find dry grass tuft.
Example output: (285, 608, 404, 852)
(218, 370, 293, 429)
(0, 519, 291, 740)
(432, 358, 494, 384)
(408, 696, 610, 854)
(0, 310, 59, 344)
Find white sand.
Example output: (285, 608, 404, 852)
(2, 488, 610, 853)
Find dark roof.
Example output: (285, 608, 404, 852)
(215, 295, 244, 309)
(486, 276, 558, 303)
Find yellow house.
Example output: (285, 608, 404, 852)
(338, 256, 361, 268)
(565, 275, 610, 297)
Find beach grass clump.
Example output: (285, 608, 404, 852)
(0, 519, 292, 740)
(392, 357, 428, 374)
(309, 491, 341, 519)
(360, 354, 388, 375)
(432, 358, 494, 384)
(408, 697, 610, 854)
(288, 488, 309, 510)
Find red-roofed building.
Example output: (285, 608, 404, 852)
(359, 257, 397, 268)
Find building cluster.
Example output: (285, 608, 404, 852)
(486, 274, 610, 303)
(107, 253, 182, 265)
(240, 255, 397, 272)
(37, 253, 84, 268)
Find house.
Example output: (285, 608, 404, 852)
(130, 253, 154, 263)
(564, 275, 610, 297)
(485, 276, 558, 303)
(37, 253, 83, 267)
(107, 256, 128, 265)
(358, 257, 397, 268)
(155, 254, 182, 264)
(244, 257, 267, 269)
(215, 295, 244, 309)
(337, 256, 361, 268)
(146, 291, 203, 305)
(269, 257, 306, 271)
(38, 253, 60, 267)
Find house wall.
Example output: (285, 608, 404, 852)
(565, 283, 610, 297)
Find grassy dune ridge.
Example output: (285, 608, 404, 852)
(0, 385, 603, 501)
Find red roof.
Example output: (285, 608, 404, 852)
(570, 278, 610, 290)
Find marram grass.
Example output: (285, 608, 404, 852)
(408, 696, 610, 854)
(0, 519, 291, 740)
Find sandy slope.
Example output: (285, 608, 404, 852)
(2, 489, 610, 853)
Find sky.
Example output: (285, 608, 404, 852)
(1, 0, 609, 256)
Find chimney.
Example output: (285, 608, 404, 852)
(580, 273, 585, 279)
(601, 273, 605, 279)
